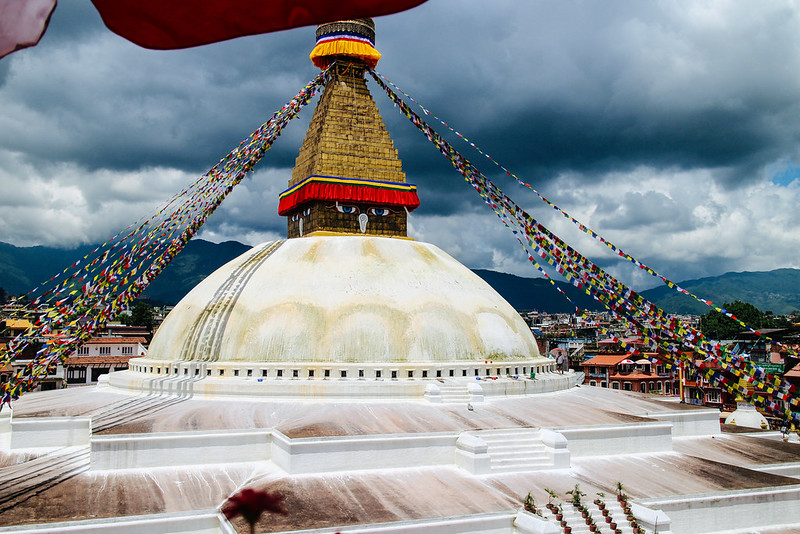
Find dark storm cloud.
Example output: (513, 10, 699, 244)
(0, 0, 798, 286)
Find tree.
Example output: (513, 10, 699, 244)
(124, 301, 154, 331)
(700, 300, 765, 340)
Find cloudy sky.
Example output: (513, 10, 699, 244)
(1, 0, 799, 291)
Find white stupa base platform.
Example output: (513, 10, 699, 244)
(110, 358, 570, 400)
(3, 379, 800, 534)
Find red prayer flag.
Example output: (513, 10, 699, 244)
(90, 0, 429, 50)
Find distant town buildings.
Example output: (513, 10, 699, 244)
(520, 309, 799, 427)
(1, 304, 151, 392)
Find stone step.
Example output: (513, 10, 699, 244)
(473, 428, 540, 436)
(489, 451, 549, 464)
(545, 503, 636, 534)
(488, 442, 548, 453)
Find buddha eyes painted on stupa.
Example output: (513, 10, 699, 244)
(332, 203, 393, 216)
(291, 208, 312, 221)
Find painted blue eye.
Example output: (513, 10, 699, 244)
(302, 208, 311, 216)
(369, 208, 390, 216)
(336, 204, 359, 214)
(291, 214, 299, 221)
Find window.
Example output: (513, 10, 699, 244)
(261, 370, 267, 377)
(612, 382, 619, 390)
(91, 367, 110, 382)
(391, 371, 397, 379)
(376, 370, 382, 378)
(99, 346, 111, 355)
(234, 370, 239, 377)
(601, 382, 607, 388)
(293, 369, 299, 378)
(462, 370, 467, 377)
(623, 382, 632, 391)
(358, 369, 364, 378)
(207, 369, 211, 376)
(422, 370, 428, 378)
(590, 381, 596, 387)
(308, 369, 314, 378)
(324, 369, 330, 378)
(436, 370, 441, 378)
(66, 367, 86, 384)
(706, 390, 721, 403)
(195, 369, 199, 376)
(184, 368, 188, 375)
(121, 346, 133, 355)
(219, 370, 224, 376)
(276, 369, 283, 377)
(341, 370, 347, 378)
(449, 370, 454, 377)
(408, 370, 413, 378)
(247, 369, 252, 377)
(78, 347, 89, 355)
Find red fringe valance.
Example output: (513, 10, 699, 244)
(278, 176, 419, 215)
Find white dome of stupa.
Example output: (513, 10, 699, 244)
(112, 236, 554, 399)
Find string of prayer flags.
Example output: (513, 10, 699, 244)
(369, 68, 799, 425)
(0, 68, 330, 409)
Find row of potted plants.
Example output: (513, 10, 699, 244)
(616, 482, 646, 534)
(524, 482, 652, 534)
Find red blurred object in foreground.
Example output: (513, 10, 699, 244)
(0, 0, 57, 59)
(221, 488, 288, 533)
(90, 0, 429, 50)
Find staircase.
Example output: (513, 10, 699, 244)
(471, 428, 553, 473)
(438, 383, 471, 403)
(540, 500, 639, 533)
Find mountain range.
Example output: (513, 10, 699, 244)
(1, 239, 798, 315)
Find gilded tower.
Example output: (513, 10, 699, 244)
(278, 19, 420, 238)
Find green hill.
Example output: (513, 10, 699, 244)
(638, 268, 800, 315)
(0, 239, 250, 305)
(1, 239, 798, 314)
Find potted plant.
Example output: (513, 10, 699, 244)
(595, 492, 606, 509)
(565, 483, 586, 508)
(544, 488, 558, 512)
(610, 520, 617, 529)
(555, 504, 564, 522)
(523, 492, 541, 516)
(616, 481, 628, 504)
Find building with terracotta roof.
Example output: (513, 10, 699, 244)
(64, 337, 147, 386)
(583, 353, 681, 394)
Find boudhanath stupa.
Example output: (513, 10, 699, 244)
(2, 19, 800, 534)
